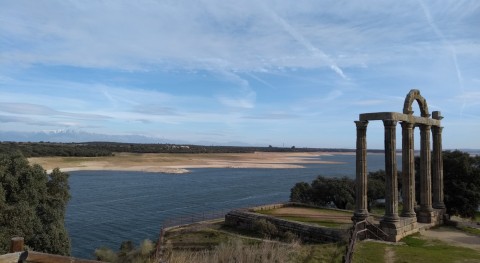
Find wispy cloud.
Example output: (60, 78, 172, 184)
(131, 105, 180, 116)
(263, 7, 347, 80)
(0, 102, 110, 120)
(1, 1, 479, 148)
(242, 112, 298, 120)
(353, 100, 388, 106)
(418, 0, 466, 113)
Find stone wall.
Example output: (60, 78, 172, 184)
(224, 209, 349, 243)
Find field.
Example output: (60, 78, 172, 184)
(256, 206, 353, 228)
(28, 151, 346, 173)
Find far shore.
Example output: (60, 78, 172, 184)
(28, 151, 353, 174)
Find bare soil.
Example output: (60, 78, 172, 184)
(28, 151, 348, 173)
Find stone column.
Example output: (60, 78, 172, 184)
(354, 120, 369, 221)
(419, 124, 433, 214)
(401, 122, 416, 217)
(383, 120, 399, 222)
(432, 126, 445, 209)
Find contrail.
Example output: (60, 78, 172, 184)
(265, 8, 348, 80)
(418, 0, 466, 114)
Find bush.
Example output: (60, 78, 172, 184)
(253, 219, 278, 238)
(281, 231, 298, 243)
(95, 239, 156, 263)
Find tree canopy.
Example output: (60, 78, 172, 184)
(441, 150, 480, 218)
(0, 152, 71, 255)
(290, 175, 355, 210)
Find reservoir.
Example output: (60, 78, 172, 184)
(66, 153, 395, 258)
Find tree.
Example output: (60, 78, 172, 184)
(309, 176, 355, 209)
(0, 153, 71, 255)
(441, 150, 480, 218)
(367, 170, 385, 211)
(290, 182, 312, 204)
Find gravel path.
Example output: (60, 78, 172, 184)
(421, 227, 480, 251)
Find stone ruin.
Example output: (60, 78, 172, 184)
(353, 89, 446, 241)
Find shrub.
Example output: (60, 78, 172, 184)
(253, 219, 278, 238)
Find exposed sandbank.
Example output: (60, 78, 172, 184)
(28, 151, 351, 174)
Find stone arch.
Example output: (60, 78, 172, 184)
(403, 89, 430, 117)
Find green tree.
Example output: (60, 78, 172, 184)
(290, 182, 312, 204)
(441, 150, 480, 218)
(310, 176, 355, 209)
(367, 170, 385, 211)
(0, 153, 71, 255)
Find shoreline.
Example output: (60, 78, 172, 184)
(29, 151, 351, 174)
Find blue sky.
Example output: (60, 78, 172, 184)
(0, 0, 479, 149)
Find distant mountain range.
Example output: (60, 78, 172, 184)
(0, 129, 252, 146)
(0, 130, 175, 144)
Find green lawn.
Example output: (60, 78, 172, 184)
(273, 215, 351, 228)
(257, 207, 352, 229)
(353, 234, 480, 263)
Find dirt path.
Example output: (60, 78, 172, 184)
(384, 247, 395, 263)
(421, 227, 480, 251)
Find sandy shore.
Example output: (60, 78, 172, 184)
(28, 151, 351, 174)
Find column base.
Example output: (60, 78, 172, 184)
(417, 210, 435, 223)
(433, 202, 446, 210)
(401, 211, 416, 218)
(352, 211, 369, 222)
(379, 217, 418, 242)
(382, 214, 400, 223)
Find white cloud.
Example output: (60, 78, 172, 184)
(2, 0, 477, 75)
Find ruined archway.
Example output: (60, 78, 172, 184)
(403, 89, 430, 117)
(353, 89, 445, 241)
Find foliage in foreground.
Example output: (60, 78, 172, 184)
(163, 239, 298, 263)
(163, 239, 344, 263)
(95, 239, 156, 263)
(0, 153, 71, 255)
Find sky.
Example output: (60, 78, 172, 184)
(0, 0, 479, 149)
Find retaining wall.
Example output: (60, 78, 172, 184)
(224, 209, 349, 243)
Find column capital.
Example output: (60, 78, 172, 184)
(382, 119, 397, 127)
(355, 120, 368, 128)
(419, 124, 431, 131)
(432, 126, 444, 133)
(401, 121, 415, 129)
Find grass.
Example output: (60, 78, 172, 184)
(353, 234, 480, 263)
(161, 220, 347, 263)
(164, 224, 261, 250)
(163, 239, 345, 263)
(274, 215, 350, 228)
(351, 241, 386, 263)
(257, 206, 352, 229)
(459, 226, 480, 236)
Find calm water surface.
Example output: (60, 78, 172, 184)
(66, 153, 397, 258)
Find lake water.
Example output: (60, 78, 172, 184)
(66, 153, 396, 258)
